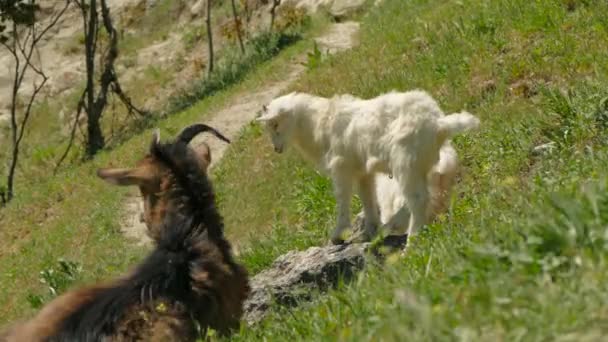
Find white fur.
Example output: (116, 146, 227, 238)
(375, 141, 459, 234)
(257, 90, 479, 244)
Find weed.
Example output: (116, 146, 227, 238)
(26, 259, 82, 309)
(303, 41, 323, 70)
(274, 3, 310, 34)
(182, 24, 206, 51)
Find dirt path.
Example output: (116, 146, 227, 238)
(120, 21, 360, 247)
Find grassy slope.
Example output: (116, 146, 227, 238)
(211, 0, 608, 340)
(0, 21, 329, 322)
(3, 0, 608, 339)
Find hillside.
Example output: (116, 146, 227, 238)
(218, 0, 608, 340)
(2, 0, 608, 340)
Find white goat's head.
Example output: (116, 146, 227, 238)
(255, 93, 298, 154)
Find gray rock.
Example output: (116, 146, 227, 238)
(146, 0, 159, 11)
(190, 0, 204, 17)
(330, 0, 366, 18)
(243, 212, 408, 324)
(532, 142, 557, 156)
(243, 242, 369, 324)
(282, 0, 366, 18)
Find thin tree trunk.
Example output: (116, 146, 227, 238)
(230, 0, 245, 54)
(71, 0, 145, 159)
(205, 0, 214, 75)
(7, 23, 20, 202)
(242, 0, 251, 26)
(269, 0, 281, 31)
(84, 0, 105, 156)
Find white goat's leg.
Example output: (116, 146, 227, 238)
(384, 206, 411, 235)
(330, 170, 353, 245)
(352, 174, 381, 242)
(402, 173, 430, 237)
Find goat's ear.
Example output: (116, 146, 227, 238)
(255, 115, 270, 122)
(97, 167, 153, 186)
(193, 143, 212, 172)
(255, 105, 269, 120)
(256, 111, 280, 122)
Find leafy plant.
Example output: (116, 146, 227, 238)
(182, 24, 206, 51)
(274, 3, 310, 33)
(303, 41, 323, 70)
(26, 259, 82, 309)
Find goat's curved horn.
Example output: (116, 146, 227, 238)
(177, 124, 231, 144)
(149, 128, 161, 152)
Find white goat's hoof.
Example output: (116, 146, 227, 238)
(348, 229, 375, 244)
(399, 243, 410, 257)
(330, 237, 346, 245)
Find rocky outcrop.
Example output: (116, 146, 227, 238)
(283, 0, 367, 18)
(243, 242, 369, 324)
(243, 213, 408, 324)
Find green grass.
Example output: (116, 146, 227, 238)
(207, 0, 608, 340)
(213, 121, 346, 274)
(0, 19, 331, 323)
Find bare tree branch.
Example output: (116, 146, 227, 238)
(54, 88, 87, 174)
(2, 0, 71, 203)
(231, 0, 245, 54)
(111, 81, 149, 117)
(73, 0, 146, 157)
(270, 0, 281, 31)
(206, 0, 214, 75)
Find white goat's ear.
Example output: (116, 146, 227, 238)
(255, 115, 272, 122)
(255, 105, 269, 119)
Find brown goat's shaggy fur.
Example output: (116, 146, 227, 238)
(1, 124, 249, 341)
(2, 215, 249, 341)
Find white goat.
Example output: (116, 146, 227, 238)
(256, 90, 479, 244)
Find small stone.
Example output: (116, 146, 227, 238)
(531, 142, 557, 156)
(480, 79, 496, 97)
(190, 0, 205, 17)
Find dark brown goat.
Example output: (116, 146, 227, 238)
(97, 124, 231, 242)
(1, 125, 249, 341)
